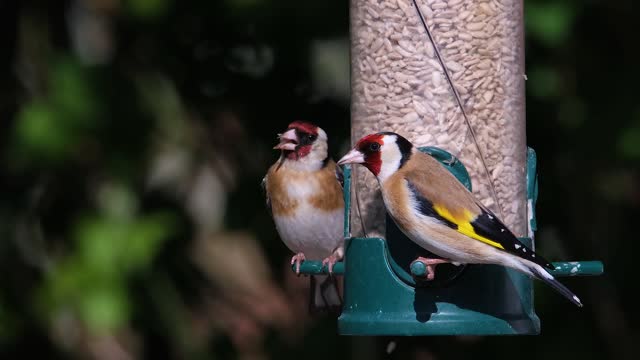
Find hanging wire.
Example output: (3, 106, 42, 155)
(412, 0, 505, 219)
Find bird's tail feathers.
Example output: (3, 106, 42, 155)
(309, 275, 342, 314)
(527, 262, 583, 307)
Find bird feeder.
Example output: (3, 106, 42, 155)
(295, 147, 603, 335)
(293, 0, 603, 335)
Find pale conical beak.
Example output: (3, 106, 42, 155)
(273, 129, 298, 151)
(337, 149, 365, 165)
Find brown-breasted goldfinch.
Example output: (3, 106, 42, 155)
(338, 131, 582, 307)
(262, 121, 344, 312)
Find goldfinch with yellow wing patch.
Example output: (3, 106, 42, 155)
(262, 121, 344, 312)
(338, 132, 582, 307)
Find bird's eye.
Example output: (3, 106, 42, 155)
(369, 142, 380, 151)
(298, 132, 317, 146)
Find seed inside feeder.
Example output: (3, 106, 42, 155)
(350, 0, 527, 238)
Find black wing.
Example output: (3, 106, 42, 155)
(406, 181, 457, 230)
(470, 206, 555, 270)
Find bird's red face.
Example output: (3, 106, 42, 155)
(274, 121, 320, 160)
(338, 133, 384, 176)
(338, 132, 413, 180)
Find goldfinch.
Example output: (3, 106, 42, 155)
(262, 121, 344, 312)
(338, 132, 582, 307)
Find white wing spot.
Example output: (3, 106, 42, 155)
(514, 244, 521, 249)
(500, 228, 505, 232)
(488, 214, 493, 219)
(532, 254, 535, 257)
(523, 248, 527, 253)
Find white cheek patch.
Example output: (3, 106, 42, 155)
(377, 135, 402, 182)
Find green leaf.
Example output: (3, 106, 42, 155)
(526, 2, 575, 47)
(49, 58, 98, 124)
(123, 213, 176, 270)
(528, 66, 561, 99)
(124, 0, 170, 19)
(617, 123, 640, 159)
(12, 57, 100, 165)
(14, 101, 70, 159)
(80, 283, 129, 333)
(74, 212, 174, 275)
(75, 217, 127, 277)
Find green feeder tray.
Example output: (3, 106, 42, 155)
(294, 147, 603, 335)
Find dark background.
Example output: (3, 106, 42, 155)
(1, 0, 637, 359)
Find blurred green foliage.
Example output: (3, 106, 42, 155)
(40, 202, 176, 333)
(125, 0, 170, 19)
(618, 116, 640, 159)
(528, 66, 561, 99)
(14, 57, 100, 163)
(526, 2, 575, 47)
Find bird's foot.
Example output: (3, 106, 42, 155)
(411, 257, 451, 280)
(321, 245, 344, 275)
(291, 253, 306, 275)
(322, 254, 340, 275)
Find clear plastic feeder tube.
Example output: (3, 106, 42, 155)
(350, 0, 527, 238)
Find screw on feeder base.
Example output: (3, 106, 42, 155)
(410, 260, 427, 277)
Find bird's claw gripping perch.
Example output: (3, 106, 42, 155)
(322, 246, 344, 275)
(411, 257, 451, 280)
(322, 254, 339, 275)
(291, 253, 306, 275)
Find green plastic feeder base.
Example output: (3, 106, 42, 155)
(339, 237, 540, 335)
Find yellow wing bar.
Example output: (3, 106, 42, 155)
(433, 205, 505, 250)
